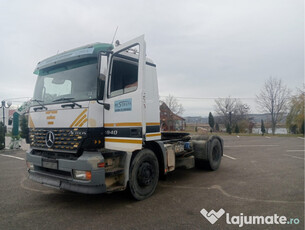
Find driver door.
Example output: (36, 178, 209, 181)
(103, 35, 146, 152)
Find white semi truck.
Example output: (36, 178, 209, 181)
(26, 35, 223, 200)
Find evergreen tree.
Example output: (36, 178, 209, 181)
(261, 119, 266, 136)
(289, 124, 297, 134)
(20, 114, 29, 142)
(208, 112, 215, 132)
(234, 124, 240, 134)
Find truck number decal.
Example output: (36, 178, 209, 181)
(105, 129, 118, 136)
(104, 127, 142, 138)
(115, 98, 132, 112)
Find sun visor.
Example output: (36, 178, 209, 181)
(34, 43, 113, 75)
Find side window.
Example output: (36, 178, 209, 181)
(109, 59, 138, 97)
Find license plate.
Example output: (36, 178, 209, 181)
(42, 159, 58, 169)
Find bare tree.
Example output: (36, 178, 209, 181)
(256, 77, 290, 135)
(214, 97, 250, 127)
(164, 94, 184, 115)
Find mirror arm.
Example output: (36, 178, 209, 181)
(96, 100, 110, 110)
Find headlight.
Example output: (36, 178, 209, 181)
(73, 170, 91, 181)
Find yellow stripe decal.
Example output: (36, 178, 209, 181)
(105, 138, 142, 144)
(47, 116, 55, 120)
(146, 133, 161, 137)
(70, 109, 88, 127)
(146, 122, 160, 126)
(74, 114, 87, 127)
(48, 121, 54, 125)
(79, 118, 88, 127)
(46, 111, 58, 114)
(29, 115, 35, 128)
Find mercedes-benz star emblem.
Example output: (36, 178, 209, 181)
(45, 131, 55, 148)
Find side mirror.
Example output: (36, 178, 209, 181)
(100, 55, 107, 77)
(96, 54, 110, 110)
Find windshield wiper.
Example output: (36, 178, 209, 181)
(31, 99, 48, 111)
(53, 97, 82, 108)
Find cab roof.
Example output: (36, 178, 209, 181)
(34, 43, 113, 75)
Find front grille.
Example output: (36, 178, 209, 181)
(30, 128, 87, 153)
(35, 166, 72, 179)
(32, 150, 79, 160)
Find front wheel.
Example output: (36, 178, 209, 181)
(129, 149, 159, 200)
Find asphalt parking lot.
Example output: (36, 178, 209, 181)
(0, 136, 304, 230)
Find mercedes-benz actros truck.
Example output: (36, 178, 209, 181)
(26, 35, 223, 200)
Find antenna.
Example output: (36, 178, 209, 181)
(111, 26, 119, 45)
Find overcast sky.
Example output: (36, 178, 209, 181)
(0, 0, 303, 116)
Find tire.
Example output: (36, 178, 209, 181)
(129, 149, 159, 200)
(207, 138, 222, 170)
(195, 138, 222, 171)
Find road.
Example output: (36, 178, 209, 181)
(0, 136, 304, 230)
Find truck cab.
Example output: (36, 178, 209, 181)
(26, 36, 223, 200)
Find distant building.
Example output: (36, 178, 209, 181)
(8, 109, 17, 118)
(160, 102, 185, 131)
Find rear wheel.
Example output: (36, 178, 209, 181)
(195, 138, 222, 171)
(207, 138, 222, 170)
(129, 149, 159, 200)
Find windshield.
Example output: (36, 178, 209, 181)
(33, 58, 101, 105)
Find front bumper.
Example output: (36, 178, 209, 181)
(26, 149, 106, 194)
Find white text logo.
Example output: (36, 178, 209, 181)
(200, 208, 225, 224)
(200, 208, 300, 227)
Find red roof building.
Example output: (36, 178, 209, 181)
(160, 102, 185, 131)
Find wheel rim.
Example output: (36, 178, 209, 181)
(137, 161, 155, 187)
(212, 146, 221, 162)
